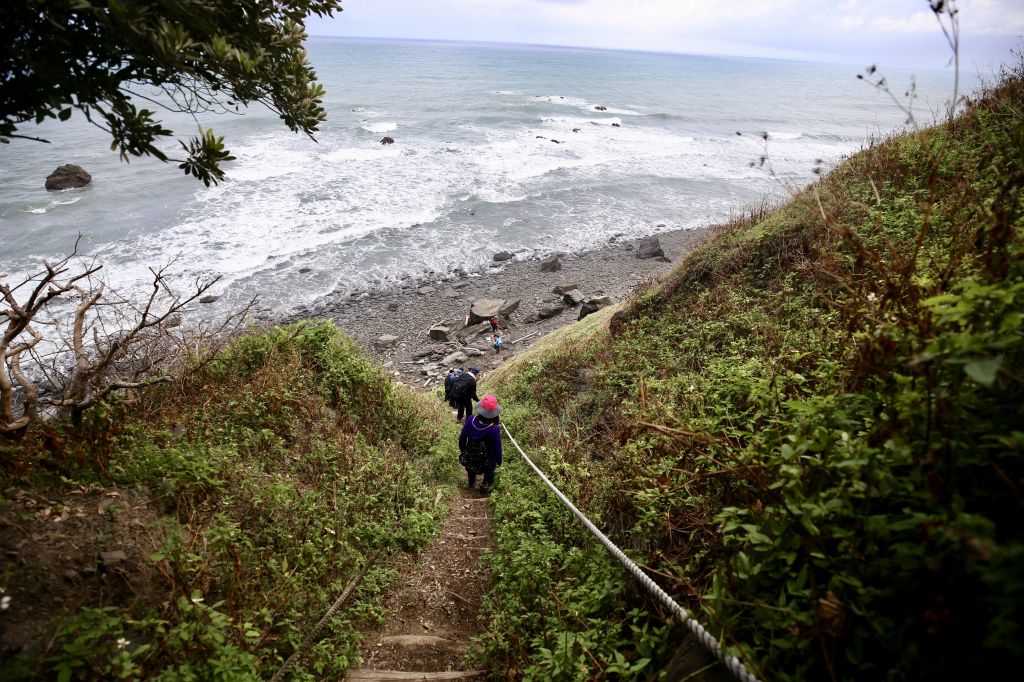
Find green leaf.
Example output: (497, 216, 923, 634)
(964, 358, 1000, 386)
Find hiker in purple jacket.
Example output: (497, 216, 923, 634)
(458, 394, 503, 491)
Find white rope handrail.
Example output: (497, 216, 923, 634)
(501, 423, 763, 682)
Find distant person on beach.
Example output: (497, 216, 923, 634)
(459, 394, 503, 492)
(494, 335, 503, 353)
(490, 315, 500, 333)
(450, 368, 479, 422)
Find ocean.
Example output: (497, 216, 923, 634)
(0, 38, 957, 320)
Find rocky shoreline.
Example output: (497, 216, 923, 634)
(287, 227, 710, 390)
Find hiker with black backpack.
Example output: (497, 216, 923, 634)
(459, 394, 503, 492)
(450, 368, 479, 422)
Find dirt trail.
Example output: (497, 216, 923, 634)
(348, 486, 493, 680)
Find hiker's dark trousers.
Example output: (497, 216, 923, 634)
(467, 462, 496, 488)
(456, 398, 473, 422)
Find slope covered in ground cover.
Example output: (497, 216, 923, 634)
(476, 63, 1024, 680)
(0, 322, 459, 679)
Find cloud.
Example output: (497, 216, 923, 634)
(309, 0, 1023, 68)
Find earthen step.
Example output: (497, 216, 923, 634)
(345, 671, 486, 680)
(379, 635, 467, 652)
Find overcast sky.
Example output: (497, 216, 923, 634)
(306, 0, 1022, 70)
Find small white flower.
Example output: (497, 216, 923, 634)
(0, 595, 10, 610)
(116, 638, 130, 650)
(689, 385, 697, 392)
(867, 292, 877, 302)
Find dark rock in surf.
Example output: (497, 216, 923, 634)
(595, 105, 607, 111)
(493, 251, 514, 262)
(379, 137, 395, 145)
(45, 164, 91, 190)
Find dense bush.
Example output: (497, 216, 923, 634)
(476, 62, 1024, 680)
(2, 321, 458, 680)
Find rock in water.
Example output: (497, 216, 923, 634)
(379, 136, 395, 145)
(595, 105, 607, 111)
(540, 255, 562, 272)
(636, 237, 665, 259)
(199, 295, 220, 304)
(493, 251, 514, 262)
(45, 164, 91, 190)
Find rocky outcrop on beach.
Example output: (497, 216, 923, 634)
(492, 251, 514, 262)
(636, 236, 665, 259)
(562, 289, 586, 306)
(540, 255, 562, 272)
(45, 164, 91, 190)
(289, 228, 708, 388)
(469, 298, 520, 324)
(579, 295, 614, 320)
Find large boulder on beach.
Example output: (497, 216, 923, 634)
(468, 298, 520, 324)
(636, 237, 664, 259)
(441, 351, 468, 366)
(552, 284, 579, 295)
(429, 325, 450, 341)
(578, 295, 614, 321)
(375, 334, 400, 350)
(493, 251, 514, 262)
(538, 304, 565, 319)
(540, 255, 562, 272)
(562, 289, 586, 306)
(459, 320, 493, 340)
(45, 164, 92, 190)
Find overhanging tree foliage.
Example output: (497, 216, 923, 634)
(0, 0, 343, 185)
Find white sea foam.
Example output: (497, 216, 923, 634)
(361, 121, 398, 133)
(22, 196, 83, 214)
(768, 131, 803, 140)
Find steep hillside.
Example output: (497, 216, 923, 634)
(476, 62, 1024, 680)
(0, 322, 459, 679)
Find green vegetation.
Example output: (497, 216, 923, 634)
(0, 0, 342, 184)
(476, 61, 1024, 680)
(1, 322, 459, 679)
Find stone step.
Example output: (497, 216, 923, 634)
(345, 670, 486, 680)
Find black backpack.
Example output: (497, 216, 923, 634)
(450, 373, 474, 401)
(460, 436, 490, 473)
